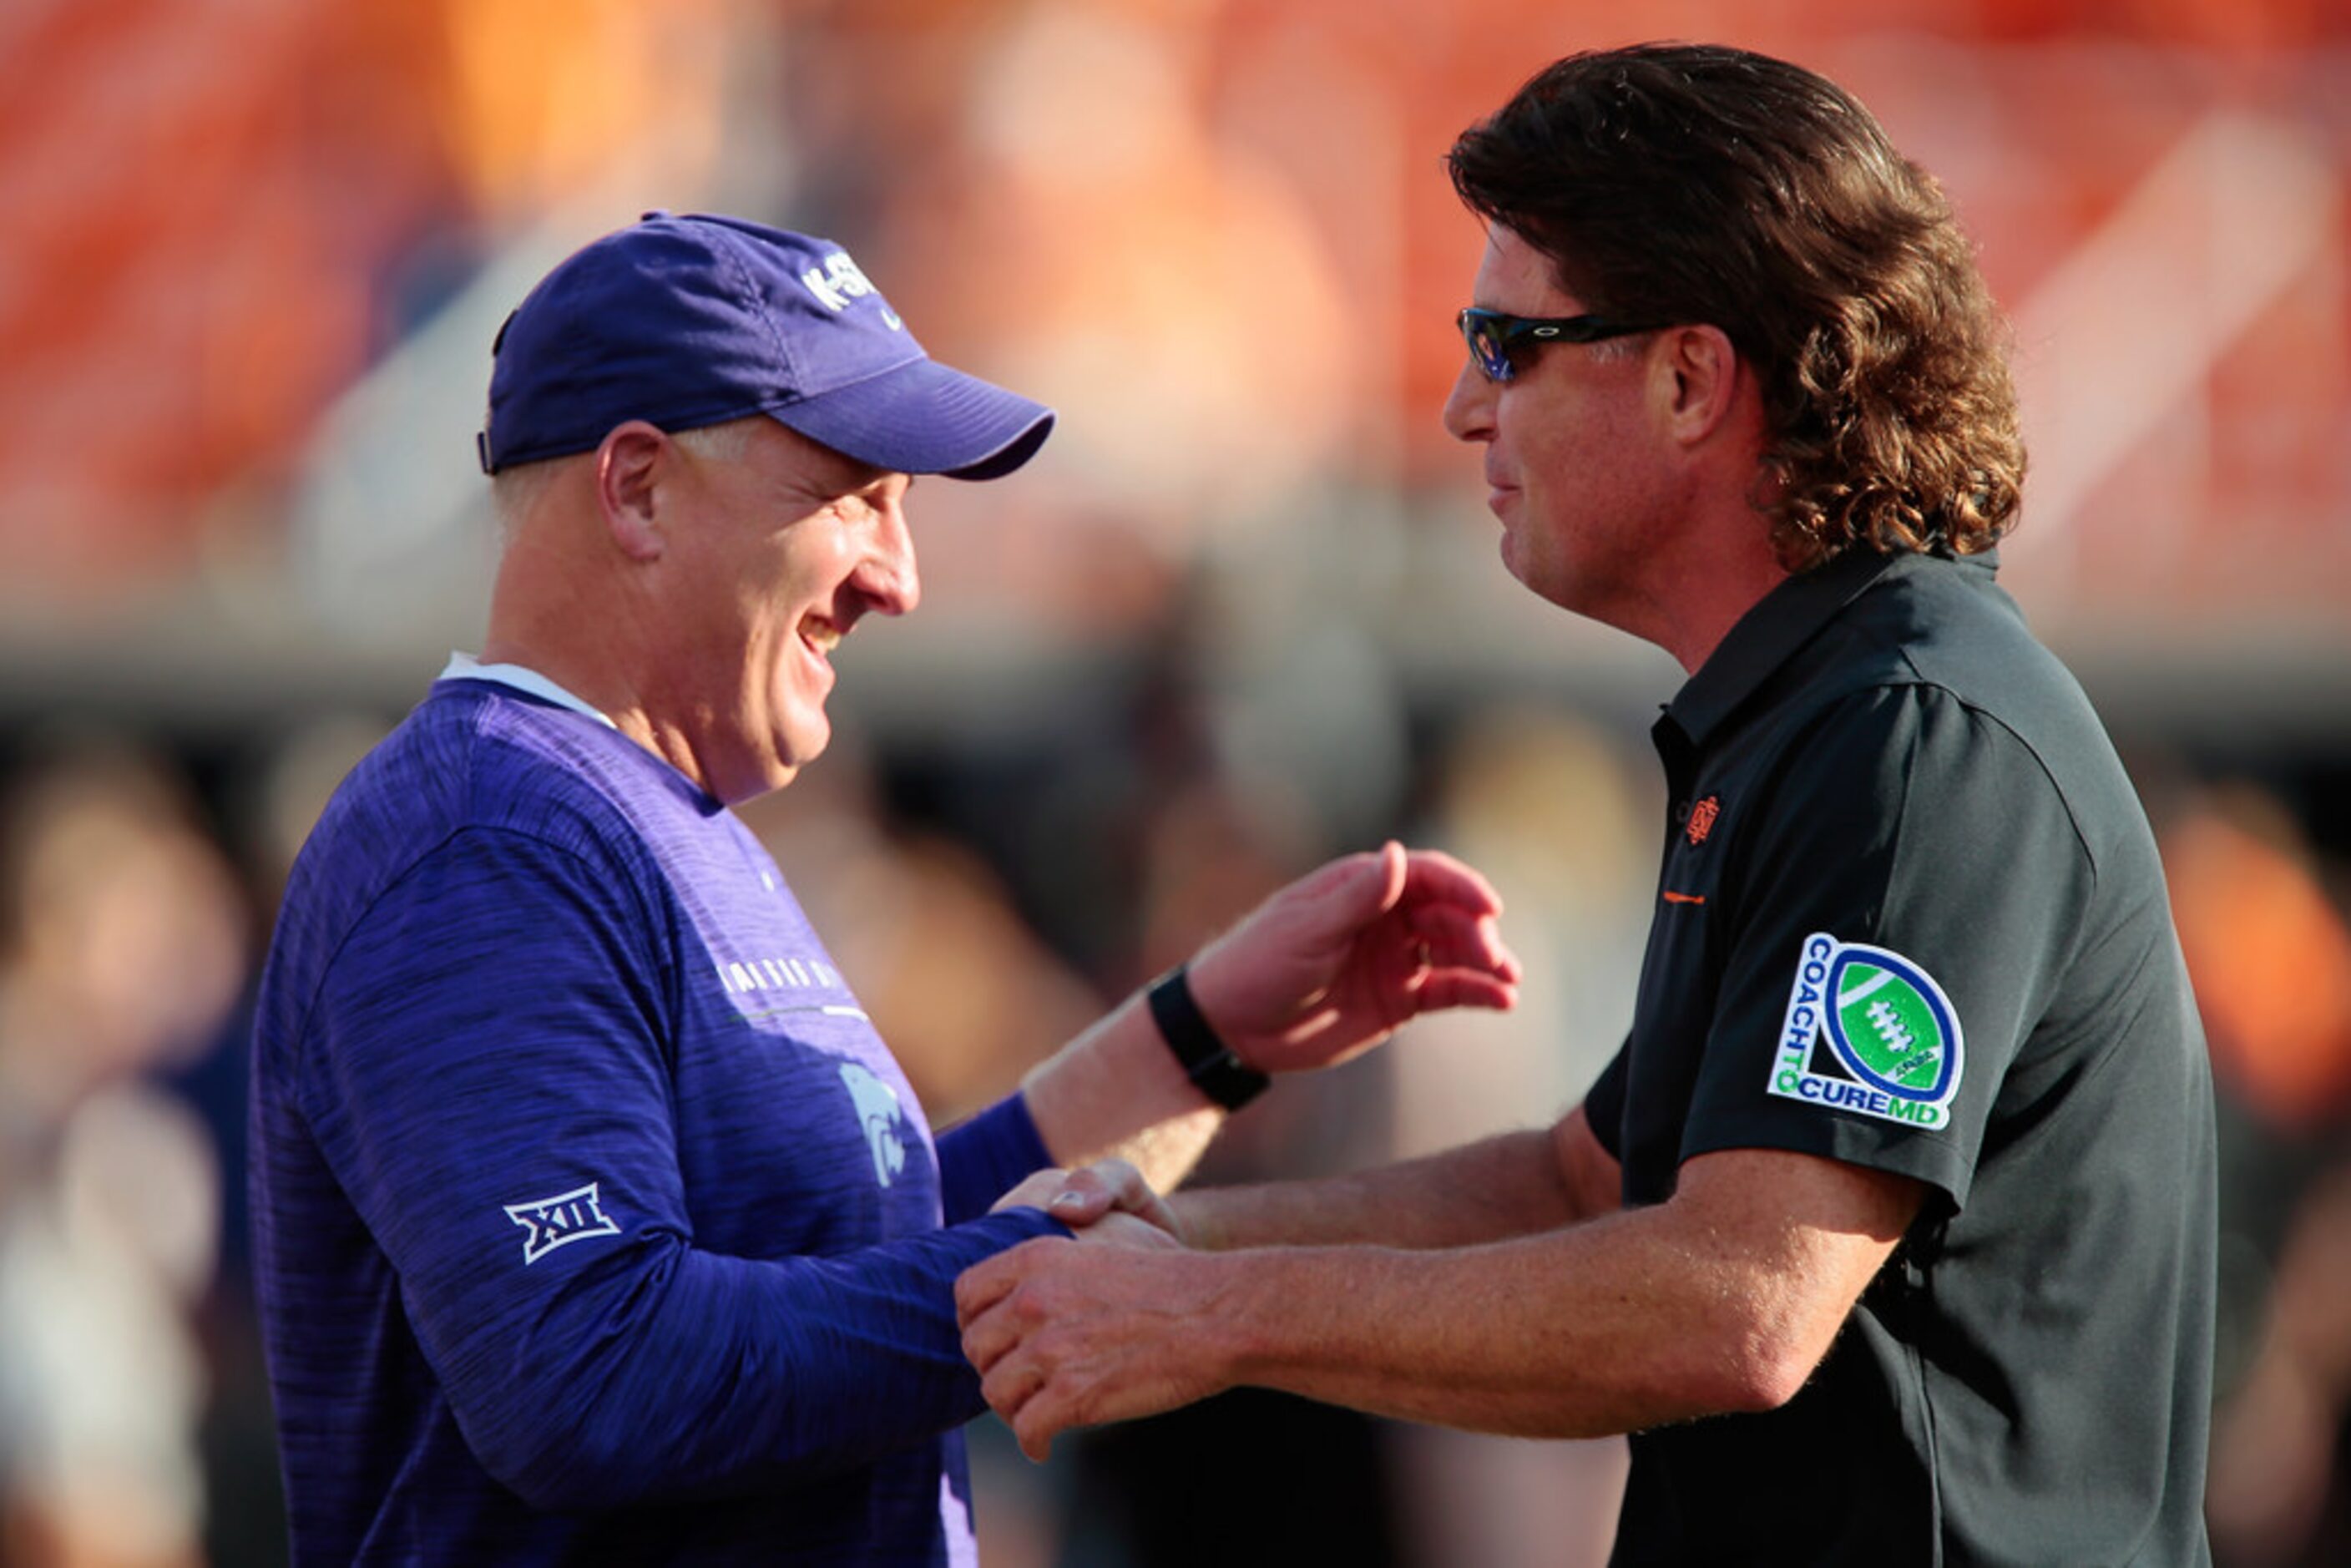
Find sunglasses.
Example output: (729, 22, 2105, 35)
(1456, 306, 1666, 382)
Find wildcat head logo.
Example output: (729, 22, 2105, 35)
(839, 1063, 909, 1186)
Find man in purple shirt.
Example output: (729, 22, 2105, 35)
(250, 213, 1521, 1565)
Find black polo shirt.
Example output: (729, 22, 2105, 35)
(1583, 549, 2215, 1566)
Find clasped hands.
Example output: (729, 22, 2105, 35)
(958, 842, 1521, 1459)
(962, 1157, 1210, 1462)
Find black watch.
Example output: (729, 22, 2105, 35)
(1146, 964, 1270, 1111)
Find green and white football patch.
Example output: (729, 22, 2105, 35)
(1767, 932, 1964, 1129)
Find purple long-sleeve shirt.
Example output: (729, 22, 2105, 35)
(250, 673, 1063, 1565)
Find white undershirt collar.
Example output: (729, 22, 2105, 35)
(439, 652, 617, 730)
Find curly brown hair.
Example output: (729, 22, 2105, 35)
(1448, 43, 2023, 570)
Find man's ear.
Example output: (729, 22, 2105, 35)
(594, 422, 671, 560)
(1657, 324, 1744, 448)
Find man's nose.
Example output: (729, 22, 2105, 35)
(854, 501, 920, 615)
(1441, 358, 1497, 444)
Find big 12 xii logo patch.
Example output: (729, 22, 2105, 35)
(1767, 933, 1964, 1128)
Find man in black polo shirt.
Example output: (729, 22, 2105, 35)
(958, 43, 2215, 1564)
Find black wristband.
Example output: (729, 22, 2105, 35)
(1146, 964, 1270, 1111)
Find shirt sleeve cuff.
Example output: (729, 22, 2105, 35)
(935, 1093, 1056, 1226)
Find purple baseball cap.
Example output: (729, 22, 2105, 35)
(478, 212, 1054, 480)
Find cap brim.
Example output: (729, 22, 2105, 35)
(767, 357, 1054, 481)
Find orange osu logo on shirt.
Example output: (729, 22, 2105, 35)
(1686, 796, 1721, 846)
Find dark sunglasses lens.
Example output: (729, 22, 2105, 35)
(1461, 311, 1515, 381)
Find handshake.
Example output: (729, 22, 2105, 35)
(951, 842, 1521, 1459)
(955, 1159, 1207, 1461)
(988, 1157, 1186, 1247)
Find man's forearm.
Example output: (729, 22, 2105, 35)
(1173, 1105, 1620, 1250)
(1196, 1147, 1915, 1438)
(1015, 842, 1524, 1201)
(965, 1200, 1797, 1459)
(1170, 1128, 1582, 1252)
(1197, 1218, 1759, 1439)
(448, 1211, 1068, 1508)
(1019, 988, 1223, 1195)
(958, 1144, 1918, 1459)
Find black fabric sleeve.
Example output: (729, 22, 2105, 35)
(1676, 684, 2096, 1209)
(1582, 1041, 1631, 1164)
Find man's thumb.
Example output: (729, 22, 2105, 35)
(1325, 840, 1408, 925)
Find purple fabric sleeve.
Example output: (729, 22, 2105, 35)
(936, 1092, 1059, 1226)
(290, 831, 1063, 1510)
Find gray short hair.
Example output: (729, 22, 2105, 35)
(488, 417, 766, 544)
(670, 418, 758, 464)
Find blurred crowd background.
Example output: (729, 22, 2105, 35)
(0, 1, 2346, 1564)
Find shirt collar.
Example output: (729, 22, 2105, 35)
(437, 651, 617, 730)
(1661, 548, 1998, 749)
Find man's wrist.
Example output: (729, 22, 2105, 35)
(1193, 1247, 1277, 1390)
(1147, 964, 1270, 1111)
(1164, 1188, 1228, 1252)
